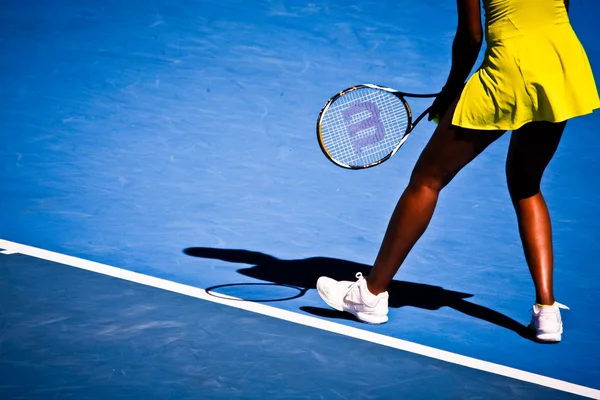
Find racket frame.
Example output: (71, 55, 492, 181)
(316, 84, 438, 169)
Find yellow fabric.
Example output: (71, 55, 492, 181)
(536, 303, 556, 308)
(453, 0, 600, 130)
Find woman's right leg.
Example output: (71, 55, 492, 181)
(366, 101, 505, 295)
(317, 98, 504, 324)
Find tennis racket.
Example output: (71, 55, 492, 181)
(316, 84, 439, 169)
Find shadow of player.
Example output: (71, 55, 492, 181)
(184, 247, 535, 341)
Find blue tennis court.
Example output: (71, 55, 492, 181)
(1, 0, 600, 398)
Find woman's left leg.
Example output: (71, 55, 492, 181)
(506, 121, 566, 306)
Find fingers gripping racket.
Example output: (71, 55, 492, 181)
(317, 84, 438, 169)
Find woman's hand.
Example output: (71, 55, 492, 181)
(428, 83, 464, 122)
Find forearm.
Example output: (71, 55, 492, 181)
(427, 0, 482, 120)
(444, 31, 482, 90)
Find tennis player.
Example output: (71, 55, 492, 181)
(317, 0, 599, 342)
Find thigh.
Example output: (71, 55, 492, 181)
(506, 121, 566, 198)
(410, 98, 505, 191)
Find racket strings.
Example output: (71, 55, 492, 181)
(319, 88, 409, 168)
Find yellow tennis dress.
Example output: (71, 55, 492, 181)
(453, 0, 600, 130)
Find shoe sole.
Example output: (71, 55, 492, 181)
(355, 311, 388, 325)
(534, 325, 563, 343)
(536, 331, 562, 343)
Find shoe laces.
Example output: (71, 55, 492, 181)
(343, 272, 365, 297)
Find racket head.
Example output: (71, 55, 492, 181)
(316, 84, 413, 169)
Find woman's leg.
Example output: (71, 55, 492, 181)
(366, 101, 505, 295)
(505, 121, 566, 306)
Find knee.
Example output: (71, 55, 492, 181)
(506, 171, 541, 201)
(408, 170, 448, 193)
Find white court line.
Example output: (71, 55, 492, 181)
(0, 249, 18, 255)
(1, 238, 598, 399)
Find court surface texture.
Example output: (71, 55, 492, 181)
(1, 0, 600, 398)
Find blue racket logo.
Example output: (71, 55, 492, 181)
(342, 101, 385, 154)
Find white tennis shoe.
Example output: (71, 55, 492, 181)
(528, 302, 569, 342)
(316, 272, 389, 324)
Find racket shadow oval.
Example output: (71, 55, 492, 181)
(183, 247, 535, 341)
(205, 282, 308, 303)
